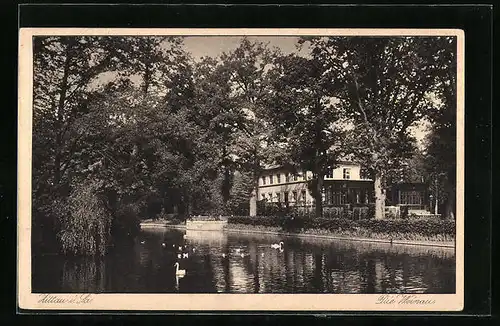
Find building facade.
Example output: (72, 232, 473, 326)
(258, 162, 374, 208)
(258, 163, 431, 213)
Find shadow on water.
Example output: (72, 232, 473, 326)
(32, 228, 455, 294)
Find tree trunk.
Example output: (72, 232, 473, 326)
(53, 41, 72, 186)
(444, 183, 456, 219)
(249, 185, 258, 216)
(222, 167, 231, 204)
(54, 152, 61, 185)
(221, 145, 233, 206)
(249, 161, 259, 216)
(434, 181, 439, 215)
(374, 172, 386, 220)
(315, 173, 324, 218)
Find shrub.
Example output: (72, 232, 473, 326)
(57, 180, 112, 256)
(170, 218, 183, 225)
(112, 203, 141, 242)
(189, 215, 226, 221)
(226, 215, 455, 239)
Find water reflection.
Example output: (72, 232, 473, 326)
(32, 228, 455, 294)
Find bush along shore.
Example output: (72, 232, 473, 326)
(225, 216, 455, 244)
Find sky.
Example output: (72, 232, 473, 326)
(179, 36, 309, 61)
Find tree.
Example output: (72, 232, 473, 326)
(219, 38, 279, 216)
(32, 35, 190, 254)
(266, 53, 344, 218)
(304, 36, 455, 219)
(192, 56, 245, 209)
(113, 36, 185, 95)
(423, 37, 457, 219)
(32, 36, 134, 254)
(33, 36, 127, 194)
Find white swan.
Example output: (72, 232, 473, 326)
(175, 275, 182, 290)
(174, 262, 186, 276)
(182, 252, 189, 259)
(271, 241, 284, 250)
(161, 243, 166, 248)
(140, 240, 145, 244)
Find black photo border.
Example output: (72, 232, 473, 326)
(2, 2, 493, 323)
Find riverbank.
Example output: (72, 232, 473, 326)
(139, 221, 455, 249)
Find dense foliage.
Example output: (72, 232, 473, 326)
(32, 35, 457, 256)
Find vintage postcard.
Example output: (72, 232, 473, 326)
(18, 28, 464, 311)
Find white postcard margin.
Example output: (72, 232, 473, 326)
(17, 28, 465, 311)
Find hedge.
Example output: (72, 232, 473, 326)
(227, 216, 455, 238)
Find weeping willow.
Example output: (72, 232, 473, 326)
(57, 180, 112, 256)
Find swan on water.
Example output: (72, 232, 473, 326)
(177, 253, 182, 259)
(175, 275, 182, 290)
(161, 243, 166, 248)
(271, 241, 284, 250)
(174, 262, 186, 276)
(140, 241, 145, 244)
(182, 252, 189, 259)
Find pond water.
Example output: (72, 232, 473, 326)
(32, 227, 456, 294)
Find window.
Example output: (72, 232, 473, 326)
(297, 172, 303, 181)
(261, 176, 266, 185)
(276, 193, 281, 202)
(285, 173, 290, 182)
(326, 167, 333, 178)
(293, 174, 298, 181)
(276, 174, 281, 183)
(292, 191, 297, 202)
(400, 191, 422, 205)
(261, 193, 266, 200)
(301, 190, 307, 202)
(284, 192, 289, 203)
(343, 168, 351, 180)
(335, 190, 348, 205)
(268, 193, 273, 201)
(269, 175, 273, 184)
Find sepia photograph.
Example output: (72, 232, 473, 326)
(18, 28, 464, 311)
